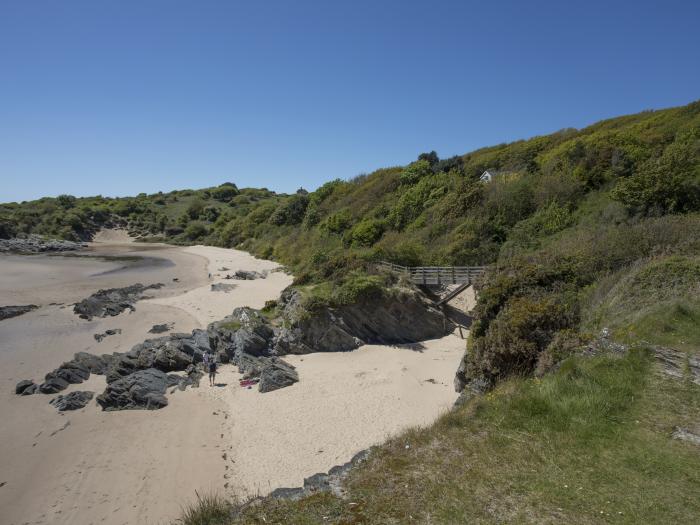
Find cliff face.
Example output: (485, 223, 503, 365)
(272, 287, 453, 355)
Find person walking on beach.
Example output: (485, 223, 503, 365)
(208, 356, 217, 386)
(202, 351, 210, 369)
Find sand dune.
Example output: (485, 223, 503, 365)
(0, 239, 464, 525)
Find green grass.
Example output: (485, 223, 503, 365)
(179, 347, 700, 524)
(217, 320, 242, 331)
(615, 300, 700, 352)
(583, 255, 700, 352)
(176, 492, 234, 525)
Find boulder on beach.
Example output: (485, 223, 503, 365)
(259, 359, 299, 393)
(94, 328, 122, 342)
(15, 379, 36, 395)
(148, 323, 173, 334)
(96, 368, 170, 410)
(50, 391, 94, 411)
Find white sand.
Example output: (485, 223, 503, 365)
(0, 239, 465, 525)
(145, 245, 293, 326)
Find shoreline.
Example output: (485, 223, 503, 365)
(0, 239, 465, 525)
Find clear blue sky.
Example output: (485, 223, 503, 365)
(1, 0, 699, 202)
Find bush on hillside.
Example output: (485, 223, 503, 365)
(184, 221, 208, 240)
(211, 183, 239, 202)
(322, 210, 352, 234)
(349, 219, 385, 247)
(399, 159, 432, 185)
(468, 290, 579, 384)
(269, 194, 309, 226)
(612, 130, 700, 214)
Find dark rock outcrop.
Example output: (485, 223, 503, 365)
(208, 307, 274, 363)
(39, 377, 70, 394)
(96, 368, 169, 410)
(232, 270, 266, 280)
(211, 283, 237, 293)
(258, 359, 299, 393)
(50, 391, 94, 411)
(1, 304, 38, 321)
(0, 235, 87, 254)
(15, 379, 36, 395)
(73, 283, 164, 320)
(45, 361, 91, 385)
(271, 288, 452, 355)
(168, 364, 204, 392)
(73, 352, 112, 374)
(94, 328, 122, 342)
(103, 330, 210, 384)
(148, 323, 173, 334)
(270, 448, 372, 501)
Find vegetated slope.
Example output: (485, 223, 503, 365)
(2, 101, 698, 282)
(4, 102, 699, 523)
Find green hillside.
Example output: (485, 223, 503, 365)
(3, 101, 700, 524)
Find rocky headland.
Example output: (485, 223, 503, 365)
(0, 234, 87, 254)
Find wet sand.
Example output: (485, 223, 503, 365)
(0, 236, 465, 525)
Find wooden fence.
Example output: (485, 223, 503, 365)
(376, 261, 486, 286)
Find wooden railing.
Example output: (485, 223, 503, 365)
(376, 261, 486, 285)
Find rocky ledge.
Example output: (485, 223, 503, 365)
(73, 283, 164, 320)
(0, 234, 87, 254)
(17, 284, 451, 410)
(1, 304, 38, 321)
(50, 391, 94, 411)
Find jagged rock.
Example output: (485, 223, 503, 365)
(39, 377, 70, 394)
(15, 379, 35, 395)
(208, 307, 274, 363)
(73, 283, 164, 320)
(73, 352, 111, 374)
(96, 368, 169, 410)
(148, 323, 173, 334)
(94, 328, 122, 342)
(1, 305, 38, 321)
(654, 346, 700, 385)
(672, 427, 700, 445)
(50, 391, 94, 411)
(21, 383, 39, 395)
(45, 361, 90, 385)
(272, 288, 451, 355)
(0, 235, 87, 254)
(258, 359, 299, 393)
(270, 448, 372, 501)
(168, 365, 204, 392)
(103, 330, 210, 384)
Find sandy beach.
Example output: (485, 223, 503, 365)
(0, 235, 466, 525)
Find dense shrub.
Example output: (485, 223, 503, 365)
(612, 130, 700, 214)
(269, 194, 309, 226)
(184, 221, 208, 240)
(211, 183, 239, 202)
(349, 219, 385, 247)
